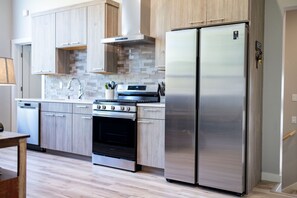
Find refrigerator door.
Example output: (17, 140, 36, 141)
(198, 23, 247, 193)
(165, 29, 197, 184)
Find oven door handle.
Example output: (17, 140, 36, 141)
(92, 111, 136, 121)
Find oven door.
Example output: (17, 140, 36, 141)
(92, 111, 137, 161)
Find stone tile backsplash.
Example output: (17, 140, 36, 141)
(44, 45, 165, 100)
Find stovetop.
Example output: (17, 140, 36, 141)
(93, 99, 159, 104)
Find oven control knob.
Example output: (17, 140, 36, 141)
(97, 105, 101, 109)
(111, 106, 115, 110)
(126, 107, 130, 112)
(121, 106, 125, 111)
(102, 105, 106, 110)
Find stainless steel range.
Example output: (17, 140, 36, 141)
(92, 84, 160, 172)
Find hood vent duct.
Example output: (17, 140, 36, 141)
(101, 0, 155, 45)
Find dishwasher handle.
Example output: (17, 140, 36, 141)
(17, 102, 40, 109)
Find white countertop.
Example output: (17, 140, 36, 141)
(16, 98, 165, 107)
(137, 103, 165, 108)
(15, 98, 93, 104)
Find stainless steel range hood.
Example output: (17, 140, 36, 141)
(101, 0, 155, 45)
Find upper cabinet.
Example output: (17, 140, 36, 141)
(206, 0, 249, 25)
(56, 7, 87, 48)
(87, 2, 119, 73)
(171, 0, 207, 29)
(152, 0, 250, 67)
(31, 13, 56, 74)
(31, 0, 119, 75)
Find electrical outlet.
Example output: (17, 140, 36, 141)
(59, 81, 63, 89)
(292, 116, 297, 124)
(292, 94, 297, 102)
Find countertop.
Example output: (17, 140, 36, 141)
(137, 103, 165, 108)
(15, 98, 165, 107)
(15, 98, 93, 104)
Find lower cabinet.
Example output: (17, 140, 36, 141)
(137, 107, 165, 169)
(41, 112, 72, 153)
(72, 114, 92, 156)
(40, 102, 92, 156)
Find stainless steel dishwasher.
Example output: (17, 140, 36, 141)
(17, 101, 40, 148)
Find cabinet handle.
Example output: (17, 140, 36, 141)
(81, 116, 92, 120)
(207, 18, 225, 22)
(71, 41, 80, 45)
(55, 114, 65, 118)
(61, 42, 70, 46)
(76, 105, 88, 108)
(144, 109, 161, 112)
(138, 121, 152, 124)
(45, 113, 54, 117)
(189, 20, 204, 24)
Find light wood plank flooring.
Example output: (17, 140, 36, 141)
(0, 147, 294, 198)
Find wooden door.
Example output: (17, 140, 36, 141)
(55, 10, 71, 47)
(70, 7, 87, 46)
(87, 4, 118, 73)
(55, 113, 72, 153)
(137, 119, 165, 169)
(72, 114, 92, 156)
(206, 0, 249, 25)
(151, 0, 172, 67)
(31, 14, 56, 74)
(40, 112, 56, 149)
(189, 0, 206, 27)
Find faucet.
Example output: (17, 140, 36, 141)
(67, 77, 84, 99)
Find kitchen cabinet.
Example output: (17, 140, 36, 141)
(170, 0, 206, 29)
(152, 0, 249, 67)
(31, 13, 56, 74)
(150, 0, 172, 68)
(87, 2, 119, 73)
(137, 107, 165, 169)
(40, 103, 73, 153)
(206, 0, 249, 25)
(56, 7, 87, 48)
(72, 104, 92, 156)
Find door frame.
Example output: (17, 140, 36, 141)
(11, 37, 44, 132)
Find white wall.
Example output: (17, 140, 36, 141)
(262, 0, 297, 182)
(12, 0, 121, 39)
(0, 0, 12, 131)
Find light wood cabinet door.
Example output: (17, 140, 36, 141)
(137, 119, 165, 169)
(41, 112, 56, 149)
(151, 0, 172, 67)
(55, 113, 72, 153)
(56, 7, 87, 48)
(206, 0, 249, 25)
(87, 3, 118, 73)
(72, 114, 92, 156)
(31, 13, 56, 74)
(170, 0, 206, 29)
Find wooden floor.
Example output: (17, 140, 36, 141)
(0, 147, 295, 198)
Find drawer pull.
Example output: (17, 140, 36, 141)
(55, 114, 65, 118)
(45, 114, 54, 117)
(189, 20, 204, 24)
(81, 116, 92, 120)
(71, 41, 80, 45)
(138, 121, 152, 124)
(61, 42, 70, 46)
(76, 105, 89, 108)
(144, 109, 161, 112)
(207, 18, 225, 22)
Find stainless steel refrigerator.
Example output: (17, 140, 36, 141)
(165, 23, 247, 194)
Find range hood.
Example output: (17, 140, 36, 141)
(101, 0, 155, 45)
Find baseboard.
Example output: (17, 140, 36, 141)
(261, 172, 281, 182)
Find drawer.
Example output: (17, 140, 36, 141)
(73, 103, 93, 114)
(41, 102, 72, 113)
(137, 107, 165, 120)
